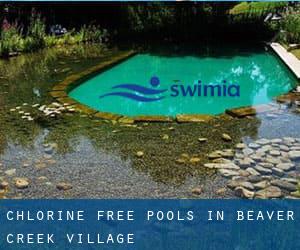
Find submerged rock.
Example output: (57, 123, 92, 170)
(255, 186, 282, 199)
(234, 187, 254, 199)
(222, 133, 232, 142)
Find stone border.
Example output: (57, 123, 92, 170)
(50, 50, 300, 123)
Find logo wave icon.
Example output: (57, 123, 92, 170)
(99, 76, 167, 102)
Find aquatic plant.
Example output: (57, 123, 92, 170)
(0, 19, 23, 57)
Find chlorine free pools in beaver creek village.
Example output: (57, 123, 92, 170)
(68, 46, 297, 117)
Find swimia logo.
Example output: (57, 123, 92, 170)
(99, 76, 240, 102)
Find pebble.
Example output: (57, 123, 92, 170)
(234, 187, 254, 199)
(227, 180, 254, 190)
(136, 151, 144, 158)
(269, 150, 281, 156)
(0, 181, 9, 189)
(255, 186, 282, 199)
(5, 169, 16, 176)
(14, 178, 29, 189)
(216, 188, 226, 195)
(204, 163, 239, 170)
(191, 187, 202, 195)
(219, 169, 240, 177)
(272, 167, 285, 177)
(222, 133, 232, 142)
(270, 180, 297, 192)
(189, 157, 201, 164)
(235, 143, 246, 149)
(242, 148, 254, 156)
(256, 138, 270, 145)
(198, 138, 207, 143)
(246, 167, 260, 176)
(288, 151, 300, 160)
(254, 165, 272, 175)
(249, 143, 260, 149)
(56, 182, 72, 191)
(253, 181, 269, 190)
(276, 163, 295, 171)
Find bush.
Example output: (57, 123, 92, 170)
(79, 24, 109, 43)
(0, 23, 23, 57)
(280, 14, 300, 44)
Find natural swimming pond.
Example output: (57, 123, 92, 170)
(69, 46, 297, 116)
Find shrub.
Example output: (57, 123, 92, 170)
(0, 22, 23, 57)
(280, 14, 300, 44)
(79, 24, 109, 43)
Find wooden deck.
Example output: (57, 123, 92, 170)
(270, 42, 300, 79)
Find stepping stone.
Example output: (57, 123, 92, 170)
(204, 163, 239, 170)
(246, 167, 260, 176)
(248, 175, 263, 183)
(279, 145, 290, 152)
(281, 178, 298, 185)
(256, 138, 270, 145)
(288, 151, 300, 160)
(269, 150, 281, 156)
(235, 143, 246, 149)
(271, 180, 297, 192)
(265, 157, 282, 165)
(234, 187, 254, 199)
(253, 181, 270, 190)
(272, 167, 285, 177)
(255, 186, 282, 199)
(249, 143, 260, 149)
(271, 139, 283, 144)
(227, 180, 254, 190)
(219, 169, 240, 178)
(242, 148, 254, 156)
(255, 165, 272, 175)
(276, 163, 295, 171)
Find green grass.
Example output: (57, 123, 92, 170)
(291, 49, 300, 60)
(229, 2, 287, 15)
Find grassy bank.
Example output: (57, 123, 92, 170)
(0, 14, 108, 58)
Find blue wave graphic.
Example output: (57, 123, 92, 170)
(112, 84, 167, 95)
(99, 92, 165, 102)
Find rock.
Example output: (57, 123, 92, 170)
(136, 151, 144, 158)
(246, 167, 260, 176)
(14, 178, 29, 189)
(5, 169, 16, 176)
(0, 181, 9, 189)
(56, 182, 72, 191)
(198, 138, 207, 143)
(190, 157, 201, 164)
(281, 178, 298, 185)
(234, 187, 254, 199)
(222, 133, 232, 142)
(255, 186, 282, 199)
(204, 163, 239, 170)
(283, 137, 296, 144)
(238, 169, 250, 177)
(253, 181, 269, 190)
(259, 163, 274, 169)
(279, 145, 289, 152)
(265, 157, 282, 165)
(288, 151, 300, 160)
(238, 158, 254, 169)
(175, 158, 186, 164)
(276, 163, 295, 171)
(220, 150, 234, 158)
(250, 154, 264, 162)
(269, 150, 281, 156)
(254, 165, 272, 175)
(228, 180, 254, 190)
(248, 175, 262, 183)
(249, 143, 260, 149)
(216, 188, 226, 195)
(219, 169, 240, 177)
(162, 134, 169, 140)
(242, 148, 254, 156)
(271, 138, 283, 144)
(271, 180, 297, 192)
(272, 168, 285, 177)
(212, 158, 232, 164)
(191, 187, 202, 195)
(257, 145, 272, 154)
(235, 143, 246, 149)
(208, 152, 222, 160)
(256, 138, 270, 145)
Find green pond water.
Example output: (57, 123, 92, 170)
(69, 47, 297, 116)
